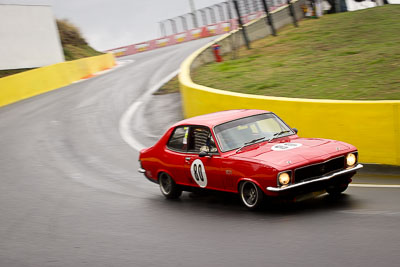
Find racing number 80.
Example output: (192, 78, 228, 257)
(193, 163, 204, 182)
(190, 159, 208, 188)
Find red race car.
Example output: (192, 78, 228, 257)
(138, 109, 362, 210)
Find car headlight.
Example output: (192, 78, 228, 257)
(346, 153, 357, 167)
(278, 172, 291, 186)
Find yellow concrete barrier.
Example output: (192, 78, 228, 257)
(179, 6, 400, 166)
(0, 53, 115, 107)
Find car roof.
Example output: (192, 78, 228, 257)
(173, 109, 271, 128)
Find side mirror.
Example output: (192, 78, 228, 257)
(293, 128, 298, 134)
(199, 151, 210, 157)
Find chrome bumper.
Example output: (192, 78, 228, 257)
(267, 164, 363, 192)
(138, 168, 146, 173)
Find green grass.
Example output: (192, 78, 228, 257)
(189, 5, 400, 100)
(154, 75, 180, 95)
(62, 44, 103, 61)
(57, 19, 103, 61)
(0, 69, 33, 79)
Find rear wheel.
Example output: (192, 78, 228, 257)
(240, 181, 264, 210)
(159, 172, 182, 199)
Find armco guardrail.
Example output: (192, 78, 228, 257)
(105, 4, 288, 57)
(0, 53, 115, 107)
(179, 0, 400, 166)
(106, 17, 251, 57)
(106, 20, 241, 57)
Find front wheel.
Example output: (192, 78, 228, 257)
(159, 172, 182, 199)
(240, 181, 264, 210)
(326, 183, 348, 196)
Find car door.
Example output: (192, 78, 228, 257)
(163, 126, 190, 185)
(183, 126, 223, 190)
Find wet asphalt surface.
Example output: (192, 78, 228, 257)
(1, 38, 400, 267)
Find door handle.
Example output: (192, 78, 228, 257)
(185, 157, 191, 162)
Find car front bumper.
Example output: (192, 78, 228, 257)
(266, 164, 363, 193)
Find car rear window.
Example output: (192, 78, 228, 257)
(167, 126, 189, 151)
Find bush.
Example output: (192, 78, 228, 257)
(56, 19, 102, 61)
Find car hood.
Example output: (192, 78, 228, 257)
(231, 137, 352, 168)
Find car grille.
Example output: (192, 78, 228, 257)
(294, 156, 345, 183)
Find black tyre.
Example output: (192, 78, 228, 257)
(326, 183, 348, 196)
(240, 181, 264, 210)
(159, 172, 182, 199)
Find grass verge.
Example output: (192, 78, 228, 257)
(154, 75, 180, 95)
(57, 19, 103, 61)
(176, 5, 400, 100)
(0, 69, 33, 79)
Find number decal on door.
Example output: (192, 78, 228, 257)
(190, 159, 207, 188)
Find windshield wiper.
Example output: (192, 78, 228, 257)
(236, 137, 266, 153)
(267, 130, 292, 141)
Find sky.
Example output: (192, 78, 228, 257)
(51, 0, 398, 51)
(2, 0, 399, 51)
(52, 0, 224, 51)
(0, 0, 225, 50)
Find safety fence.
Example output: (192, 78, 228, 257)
(106, 1, 287, 57)
(179, 0, 400, 166)
(0, 53, 115, 107)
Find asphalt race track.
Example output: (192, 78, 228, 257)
(1, 38, 400, 267)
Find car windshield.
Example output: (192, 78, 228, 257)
(214, 113, 294, 152)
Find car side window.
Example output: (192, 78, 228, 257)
(167, 126, 189, 152)
(188, 127, 218, 154)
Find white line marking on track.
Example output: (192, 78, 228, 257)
(338, 209, 400, 216)
(350, 183, 400, 188)
(119, 69, 180, 151)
